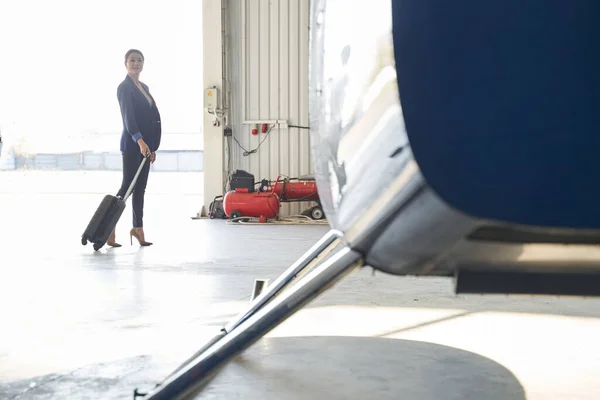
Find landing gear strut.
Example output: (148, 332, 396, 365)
(141, 230, 363, 399)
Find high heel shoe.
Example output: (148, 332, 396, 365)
(130, 227, 153, 246)
(107, 229, 122, 248)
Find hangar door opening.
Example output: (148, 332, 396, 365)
(0, 0, 204, 222)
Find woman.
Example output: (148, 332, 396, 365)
(108, 49, 162, 247)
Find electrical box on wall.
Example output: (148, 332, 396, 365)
(204, 87, 218, 109)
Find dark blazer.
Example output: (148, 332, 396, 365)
(117, 75, 162, 154)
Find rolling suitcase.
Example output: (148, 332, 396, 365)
(81, 156, 148, 251)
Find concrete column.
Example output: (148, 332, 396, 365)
(201, 0, 225, 215)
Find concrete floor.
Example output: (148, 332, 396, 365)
(1, 171, 600, 400)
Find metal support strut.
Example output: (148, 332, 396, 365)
(142, 230, 363, 399)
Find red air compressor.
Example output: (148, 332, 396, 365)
(262, 179, 319, 202)
(258, 176, 324, 220)
(222, 170, 325, 220)
(222, 188, 280, 220)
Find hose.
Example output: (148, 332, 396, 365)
(226, 215, 329, 225)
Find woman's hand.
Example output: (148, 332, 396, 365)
(150, 152, 156, 164)
(137, 138, 151, 157)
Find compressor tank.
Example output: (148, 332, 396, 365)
(269, 181, 320, 202)
(222, 189, 280, 219)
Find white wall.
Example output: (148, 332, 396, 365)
(203, 0, 226, 213)
(226, 0, 313, 216)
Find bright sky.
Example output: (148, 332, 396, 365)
(0, 0, 203, 147)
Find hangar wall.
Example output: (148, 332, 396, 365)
(226, 0, 313, 216)
(203, 0, 225, 215)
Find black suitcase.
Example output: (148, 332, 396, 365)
(81, 156, 148, 251)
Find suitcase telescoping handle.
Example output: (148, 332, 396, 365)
(122, 153, 150, 202)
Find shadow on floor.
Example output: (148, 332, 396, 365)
(1, 337, 526, 400)
(188, 336, 527, 400)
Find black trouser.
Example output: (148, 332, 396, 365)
(116, 151, 151, 228)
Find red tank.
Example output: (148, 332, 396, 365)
(223, 189, 280, 219)
(269, 180, 320, 202)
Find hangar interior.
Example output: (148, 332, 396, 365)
(1, 0, 599, 399)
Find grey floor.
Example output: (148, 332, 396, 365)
(1, 171, 600, 400)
